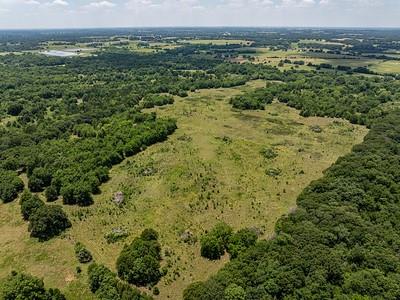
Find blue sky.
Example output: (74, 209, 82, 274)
(0, 0, 398, 29)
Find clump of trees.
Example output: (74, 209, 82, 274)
(230, 88, 274, 110)
(88, 263, 151, 300)
(116, 228, 162, 286)
(200, 223, 258, 260)
(19, 190, 71, 241)
(185, 111, 400, 299)
(141, 94, 174, 109)
(1, 271, 65, 300)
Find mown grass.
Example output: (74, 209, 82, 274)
(0, 81, 368, 300)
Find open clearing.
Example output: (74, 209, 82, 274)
(0, 81, 368, 299)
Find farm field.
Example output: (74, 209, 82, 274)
(178, 39, 252, 45)
(235, 47, 400, 74)
(0, 80, 368, 299)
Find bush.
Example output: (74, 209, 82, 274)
(0, 170, 24, 203)
(74, 242, 93, 263)
(153, 287, 160, 295)
(260, 148, 278, 159)
(104, 227, 129, 244)
(1, 271, 65, 300)
(28, 205, 71, 241)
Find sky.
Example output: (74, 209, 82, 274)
(0, 0, 399, 29)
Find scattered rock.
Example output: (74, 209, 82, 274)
(113, 191, 124, 205)
(180, 230, 197, 244)
(309, 125, 323, 133)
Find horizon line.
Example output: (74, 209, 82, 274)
(1, 25, 400, 31)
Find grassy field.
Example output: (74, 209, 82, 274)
(179, 39, 252, 46)
(0, 81, 368, 299)
(369, 60, 400, 73)
(235, 47, 400, 74)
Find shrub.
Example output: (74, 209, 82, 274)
(266, 168, 281, 177)
(260, 148, 278, 159)
(104, 227, 129, 244)
(28, 205, 71, 241)
(153, 287, 160, 295)
(74, 242, 93, 263)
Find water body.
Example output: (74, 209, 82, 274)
(41, 50, 77, 57)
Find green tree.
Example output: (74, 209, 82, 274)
(2, 271, 65, 300)
(28, 205, 71, 241)
(0, 170, 24, 203)
(116, 230, 162, 286)
(200, 235, 224, 260)
(44, 185, 58, 202)
(227, 228, 258, 259)
(224, 284, 246, 300)
(20, 192, 45, 220)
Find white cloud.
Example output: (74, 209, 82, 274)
(46, 0, 69, 6)
(24, 0, 40, 4)
(86, 1, 116, 8)
(125, 0, 200, 10)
